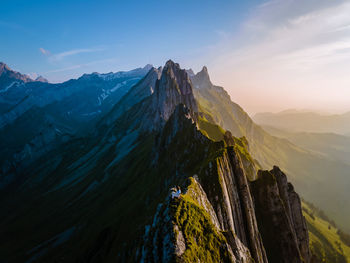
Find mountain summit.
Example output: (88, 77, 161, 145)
(0, 62, 33, 88)
(35, 75, 48, 83)
(150, 60, 198, 124)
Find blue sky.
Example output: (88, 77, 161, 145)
(0, 0, 259, 81)
(2, 0, 350, 114)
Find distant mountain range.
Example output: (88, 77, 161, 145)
(0, 62, 152, 179)
(253, 110, 350, 135)
(0, 60, 348, 262)
(262, 125, 350, 165)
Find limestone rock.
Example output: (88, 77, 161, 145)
(251, 167, 311, 263)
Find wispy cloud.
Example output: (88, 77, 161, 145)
(39, 47, 51, 56)
(50, 47, 105, 61)
(39, 46, 106, 62)
(207, 0, 350, 114)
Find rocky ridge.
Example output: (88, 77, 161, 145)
(0, 60, 311, 263)
(139, 63, 310, 262)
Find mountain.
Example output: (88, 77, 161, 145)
(253, 110, 350, 135)
(35, 75, 49, 83)
(0, 63, 152, 188)
(0, 62, 33, 90)
(262, 125, 350, 165)
(190, 67, 350, 232)
(0, 60, 313, 262)
(302, 201, 350, 262)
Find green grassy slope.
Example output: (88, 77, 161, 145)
(171, 177, 233, 262)
(302, 202, 350, 263)
(192, 83, 350, 232)
(262, 125, 350, 165)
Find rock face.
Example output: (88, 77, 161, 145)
(35, 76, 48, 83)
(149, 60, 198, 129)
(197, 144, 268, 263)
(141, 178, 239, 263)
(0, 62, 33, 87)
(190, 66, 211, 89)
(102, 66, 161, 126)
(142, 100, 310, 262)
(251, 167, 310, 263)
(140, 63, 310, 263)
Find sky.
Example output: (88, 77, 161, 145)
(1, 0, 350, 115)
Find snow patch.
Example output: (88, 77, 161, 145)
(0, 81, 18, 93)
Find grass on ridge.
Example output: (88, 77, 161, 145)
(302, 202, 350, 263)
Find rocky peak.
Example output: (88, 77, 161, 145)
(0, 62, 11, 74)
(35, 76, 49, 83)
(143, 64, 153, 72)
(102, 66, 161, 127)
(185, 68, 195, 77)
(0, 62, 33, 83)
(190, 65, 212, 89)
(200, 65, 209, 75)
(150, 60, 198, 125)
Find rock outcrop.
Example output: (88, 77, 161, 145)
(141, 178, 247, 263)
(0, 62, 33, 86)
(35, 76, 48, 83)
(140, 62, 310, 263)
(251, 167, 310, 263)
(102, 66, 161, 126)
(149, 60, 198, 129)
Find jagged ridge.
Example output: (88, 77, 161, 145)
(0, 60, 311, 263)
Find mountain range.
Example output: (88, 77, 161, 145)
(253, 110, 350, 135)
(0, 60, 348, 262)
(261, 125, 350, 165)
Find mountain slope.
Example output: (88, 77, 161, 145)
(302, 201, 350, 263)
(253, 110, 350, 135)
(190, 67, 350, 232)
(0, 64, 151, 189)
(0, 62, 33, 91)
(0, 60, 310, 263)
(262, 125, 350, 165)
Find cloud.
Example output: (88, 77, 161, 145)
(50, 47, 105, 61)
(39, 46, 106, 62)
(39, 47, 50, 56)
(207, 0, 350, 114)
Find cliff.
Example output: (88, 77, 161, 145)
(141, 94, 310, 262)
(251, 167, 310, 263)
